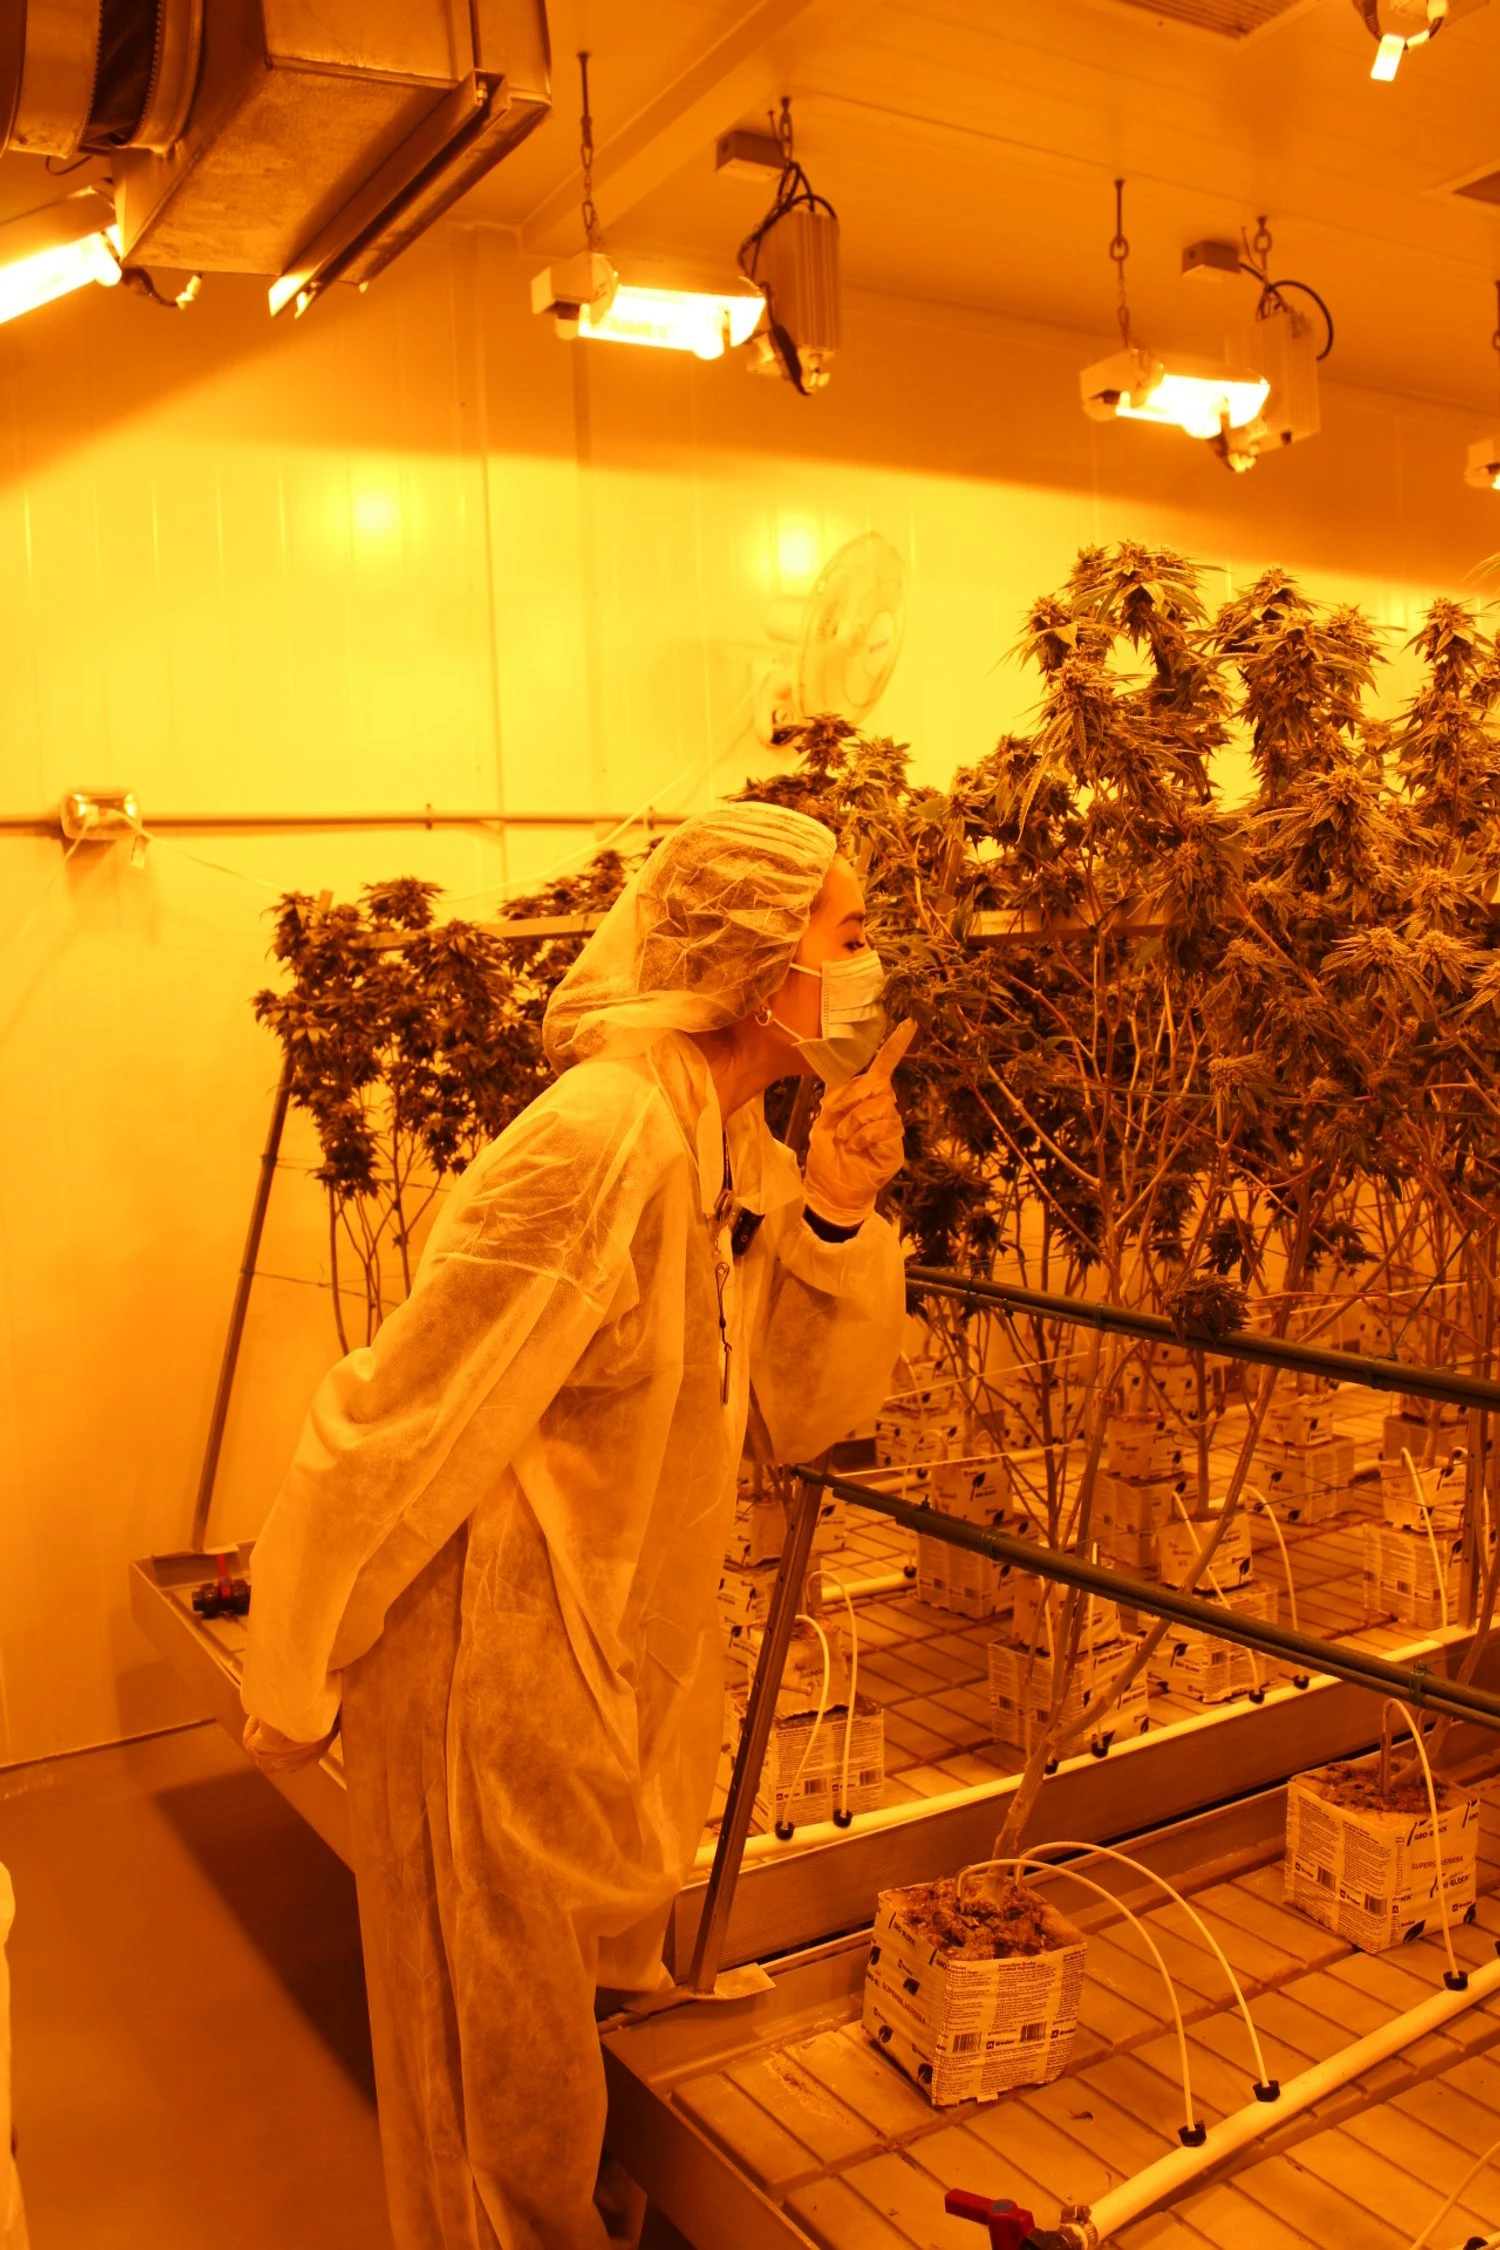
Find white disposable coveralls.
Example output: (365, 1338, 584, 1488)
(242, 805, 907, 2250)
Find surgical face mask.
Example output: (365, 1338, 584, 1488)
(779, 948, 887, 1086)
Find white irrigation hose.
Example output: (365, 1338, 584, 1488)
(1019, 1838, 1275, 2094)
(1245, 1484, 1300, 1635)
(1404, 2128, 1500, 2250)
(818, 1570, 862, 1824)
(776, 1615, 832, 1834)
(1380, 1699, 1463, 1990)
(688, 1626, 1462, 1870)
(967, 1855, 1203, 2142)
(1074, 1957, 1500, 2245)
(1169, 1494, 1264, 1697)
(1404, 1447, 1452, 1630)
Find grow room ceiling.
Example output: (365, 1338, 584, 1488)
(1, 0, 1498, 413)
(465, 0, 1500, 416)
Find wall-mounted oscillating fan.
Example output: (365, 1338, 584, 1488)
(754, 531, 906, 744)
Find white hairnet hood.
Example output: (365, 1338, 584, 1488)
(543, 802, 838, 1070)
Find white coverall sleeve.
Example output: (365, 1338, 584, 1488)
(750, 1209, 906, 1464)
(242, 1088, 660, 1744)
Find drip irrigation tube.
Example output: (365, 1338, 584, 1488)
(905, 1266, 1500, 1416)
(792, 1467, 1500, 1735)
(1044, 1952, 1500, 2245)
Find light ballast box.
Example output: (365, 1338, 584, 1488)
(1284, 1761, 1477, 1953)
(863, 1876, 1087, 2106)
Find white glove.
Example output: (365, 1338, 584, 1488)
(804, 1020, 915, 1227)
(242, 1714, 337, 1776)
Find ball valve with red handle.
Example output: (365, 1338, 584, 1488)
(944, 2190, 1038, 2249)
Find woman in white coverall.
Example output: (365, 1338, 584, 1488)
(239, 804, 909, 2250)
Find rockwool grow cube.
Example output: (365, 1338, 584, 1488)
(863, 1876, 1087, 2105)
(1284, 1761, 1477, 1953)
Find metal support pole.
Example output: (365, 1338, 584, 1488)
(906, 1266, 1500, 1416)
(796, 1466, 1500, 1734)
(189, 1053, 294, 1550)
(688, 1471, 823, 1994)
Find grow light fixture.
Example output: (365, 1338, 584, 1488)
(1084, 194, 1329, 473)
(533, 57, 764, 364)
(0, 191, 123, 327)
(1353, 0, 1472, 77)
(531, 252, 762, 360)
(1082, 345, 1269, 441)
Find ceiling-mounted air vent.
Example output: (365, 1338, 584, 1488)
(1108, 0, 1311, 32)
(0, 0, 552, 316)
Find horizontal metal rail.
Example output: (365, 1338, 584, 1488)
(905, 1266, 1500, 1416)
(795, 1467, 1500, 1733)
(0, 807, 684, 836)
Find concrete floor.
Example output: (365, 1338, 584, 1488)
(0, 1722, 391, 2250)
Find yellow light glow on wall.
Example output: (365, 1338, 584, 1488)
(776, 521, 819, 581)
(352, 490, 401, 542)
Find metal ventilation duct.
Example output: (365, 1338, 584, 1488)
(0, 0, 551, 312)
(1107, 0, 1310, 31)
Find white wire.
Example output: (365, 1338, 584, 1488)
(1402, 2127, 1500, 2250)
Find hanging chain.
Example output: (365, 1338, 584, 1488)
(578, 50, 601, 251)
(1250, 213, 1273, 272)
(1492, 279, 1500, 410)
(1109, 177, 1132, 346)
(772, 94, 795, 170)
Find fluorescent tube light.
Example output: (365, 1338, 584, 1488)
(1371, 31, 1407, 73)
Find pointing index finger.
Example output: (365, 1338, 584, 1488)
(863, 1018, 917, 1087)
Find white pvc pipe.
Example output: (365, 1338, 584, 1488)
(1071, 1954, 1500, 2245)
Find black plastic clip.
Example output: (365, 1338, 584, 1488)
(1178, 2122, 1207, 2147)
(1252, 2079, 1281, 2103)
(1445, 1969, 1470, 1992)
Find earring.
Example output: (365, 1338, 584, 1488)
(754, 1004, 773, 1026)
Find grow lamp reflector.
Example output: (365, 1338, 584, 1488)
(532, 253, 762, 361)
(1080, 345, 1269, 441)
(579, 284, 764, 361)
(0, 223, 122, 327)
